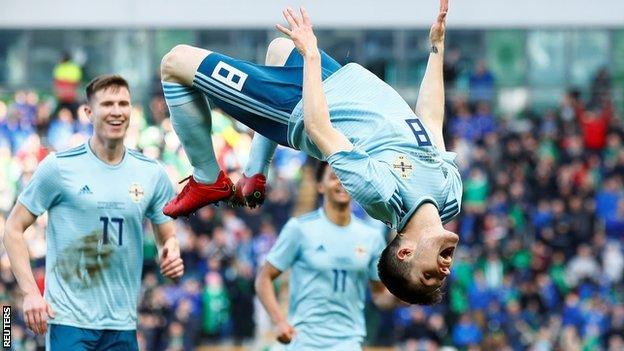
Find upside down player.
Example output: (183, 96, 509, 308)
(255, 162, 395, 350)
(160, 0, 461, 304)
(3, 75, 184, 350)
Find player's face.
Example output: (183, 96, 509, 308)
(410, 230, 459, 289)
(86, 86, 131, 143)
(318, 167, 351, 205)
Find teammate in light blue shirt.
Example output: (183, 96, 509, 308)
(161, 0, 459, 304)
(255, 162, 394, 350)
(3, 75, 184, 351)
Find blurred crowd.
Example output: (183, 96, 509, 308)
(0, 54, 622, 351)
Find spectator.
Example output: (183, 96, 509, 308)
(559, 325, 582, 351)
(226, 260, 256, 345)
(201, 272, 230, 342)
(463, 167, 489, 213)
(474, 101, 497, 139)
(589, 66, 611, 108)
(605, 199, 624, 240)
(469, 60, 495, 103)
(566, 245, 601, 288)
(52, 52, 82, 118)
(502, 300, 530, 351)
(165, 321, 185, 351)
(452, 313, 483, 348)
(443, 47, 462, 90)
(47, 107, 75, 151)
(578, 108, 611, 152)
(468, 271, 493, 312)
(603, 241, 624, 284)
(397, 307, 430, 344)
(450, 100, 479, 142)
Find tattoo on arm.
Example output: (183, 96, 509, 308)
(431, 45, 439, 54)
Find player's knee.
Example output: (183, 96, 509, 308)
(161, 44, 210, 84)
(265, 37, 295, 66)
(161, 45, 189, 83)
(161, 44, 213, 85)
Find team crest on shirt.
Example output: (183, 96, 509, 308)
(392, 155, 413, 179)
(355, 245, 368, 257)
(128, 183, 145, 203)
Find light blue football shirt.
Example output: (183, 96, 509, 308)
(288, 63, 463, 231)
(266, 208, 386, 351)
(18, 141, 174, 330)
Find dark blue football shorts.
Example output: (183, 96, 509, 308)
(192, 48, 342, 146)
(47, 324, 138, 351)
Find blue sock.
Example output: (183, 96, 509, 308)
(162, 81, 219, 183)
(244, 133, 277, 177)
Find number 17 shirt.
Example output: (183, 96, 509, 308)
(18, 141, 174, 330)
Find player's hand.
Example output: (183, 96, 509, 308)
(274, 320, 296, 344)
(276, 7, 319, 58)
(22, 291, 55, 335)
(429, 0, 448, 47)
(160, 238, 184, 280)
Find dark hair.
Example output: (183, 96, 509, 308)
(85, 74, 130, 102)
(315, 161, 329, 183)
(567, 88, 581, 101)
(61, 51, 72, 62)
(377, 235, 444, 305)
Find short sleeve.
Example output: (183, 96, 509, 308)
(327, 147, 396, 207)
(266, 218, 301, 272)
(146, 166, 176, 224)
(368, 231, 386, 281)
(18, 155, 63, 216)
(441, 151, 459, 169)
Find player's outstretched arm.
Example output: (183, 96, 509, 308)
(415, 0, 448, 151)
(276, 7, 353, 158)
(255, 263, 296, 344)
(3, 203, 55, 335)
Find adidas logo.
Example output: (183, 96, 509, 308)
(78, 185, 93, 195)
(316, 245, 326, 252)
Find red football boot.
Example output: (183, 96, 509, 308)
(229, 173, 266, 208)
(163, 171, 234, 218)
